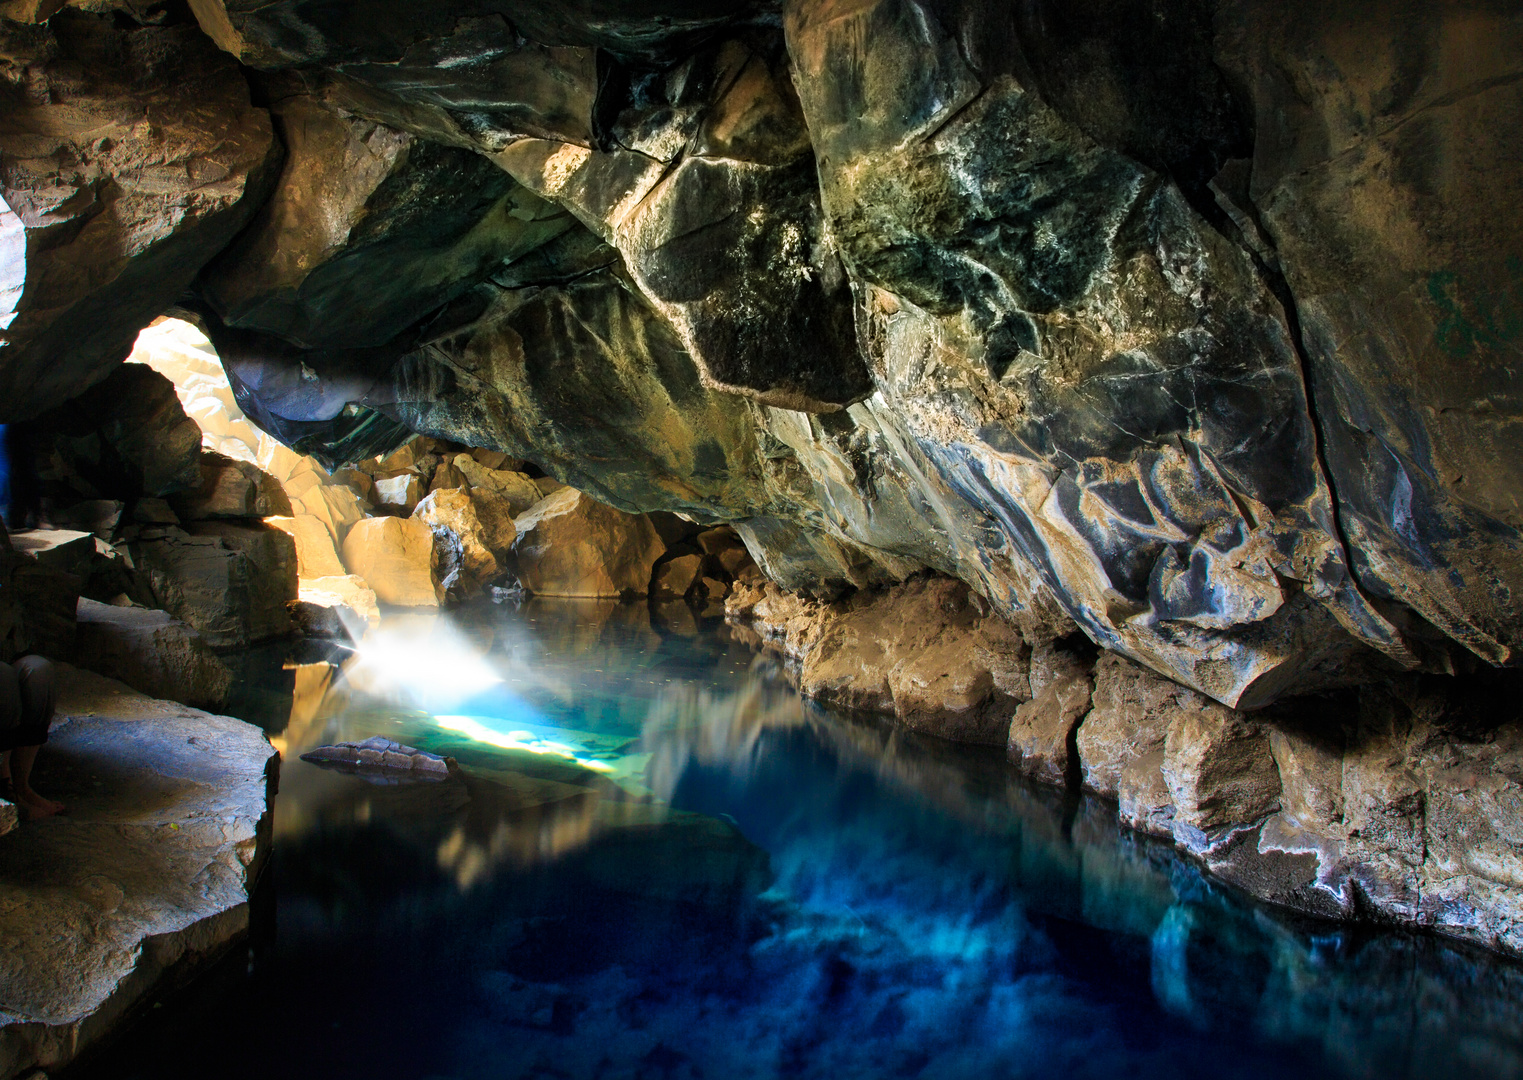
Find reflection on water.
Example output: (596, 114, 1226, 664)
(78, 599, 1523, 1080)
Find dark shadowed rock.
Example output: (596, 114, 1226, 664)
(0, 12, 278, 420)
(74, 597, 233, 710)
(169, 451, 292, 521)
(129, 522, 297, 648)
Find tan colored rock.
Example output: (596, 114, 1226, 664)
(651, 554, 703, 599)
(170, 450, 291, 521)
(340, 517, 438, 607)
(372, 473, 425, 516)
(733, 576, 1029, 745)
(332, 468, 375, 500)
(469, 448, 510, 469)
(265, 515, 347, 579)
(533, 476, 565, 498)
(467, 488, 519, 562)
(74, 597, 232, 711)
(431, 461, 467, 493)
(413, 488, 499, 600)
(378, 439, 421, 473)
(1119, 751, 1176, 838)
(453, 455, 544, 515)
(290, 481, 367, 545)
(0, 16, 278, 420)
(512, 488, 666, 598)
(1078, 652, 1200, 799)
(1008, 658, 1092, 787)
(299, 574, 381, 627)
(1162, 705, 1281, 833)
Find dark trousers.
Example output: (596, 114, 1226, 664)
(0, 656, 55, 751)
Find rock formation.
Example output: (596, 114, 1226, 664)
(0, 0, 1520, 950)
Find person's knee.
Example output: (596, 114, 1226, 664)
(13, 656, 54, 731)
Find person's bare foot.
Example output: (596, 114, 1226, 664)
(16, 787, 65, 818)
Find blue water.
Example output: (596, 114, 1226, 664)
(74, 600, 1523, 1080)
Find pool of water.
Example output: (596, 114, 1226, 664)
(72, 599, 1523, 1080)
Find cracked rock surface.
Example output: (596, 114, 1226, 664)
(0, 664, 276, 1080)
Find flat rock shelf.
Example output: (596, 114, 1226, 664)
(0, 665, 277, 1080)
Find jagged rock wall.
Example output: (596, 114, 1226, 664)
(2, 0, 1521, 711)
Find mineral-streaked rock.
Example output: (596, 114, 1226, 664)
(1008, 654, 1093, 786)
(74, 597, 233, 711)
(300, 736, 451, 779)
(340, 517, 438, 607)
(0, 664, 275, 1078)
(1078, 653, 1204, 800)
(413, 488, 498, 600)
(0, 12, 278, 420)
(265, 515, 347, 579)
(512, 488, 665, 598)
(1162, 706, 1281, 835)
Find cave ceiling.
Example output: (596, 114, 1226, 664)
(2, 0, 1521, 708)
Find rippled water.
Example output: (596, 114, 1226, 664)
(75, 600, 1523, 1080)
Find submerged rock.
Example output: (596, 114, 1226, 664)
(301, 736, 452, 780)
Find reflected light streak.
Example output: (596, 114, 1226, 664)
(433, 714, 616, 773)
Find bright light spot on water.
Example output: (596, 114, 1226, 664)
(434, 714, 616, 772)
(345, 615, 503, 711)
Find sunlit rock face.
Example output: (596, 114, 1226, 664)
(1, 0, 1520, 710)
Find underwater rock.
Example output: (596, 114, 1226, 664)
(512, 488, 666, 599)
(301, 736, 452, 780)
(74, 597, 233, 711)
(340, 517, 438, 607)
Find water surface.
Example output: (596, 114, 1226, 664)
(73, 599, 1523, 1080)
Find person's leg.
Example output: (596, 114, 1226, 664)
(11, 656, 61, 816)
(0, 662, 19, 790)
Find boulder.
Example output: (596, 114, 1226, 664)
(130, 522, 297, 648)
(466, 489, 519, 563)
(372, 473, 425, 516)
(36, 365, 204, 499)
(1162, 706, 1282, 836)
(288, 480, 367, 546)
(169, 450, 291, 521)
(265, 515, 348, 579)
(453, 455, 544, 516)
(340, 518, 438, 607)
(430, 461, 467, 493)
(298, 575, 381, 628)
(74, 597, 232, 710)
(511, 488, 665, 598)
(1077, 653, 1201, 800)
(300, 736, 451, 778)
(1007, 644, 1094, 787)
(651, 554, 703, 599)
(731, 575, 1029, 745)
(0, 664, 275, 1079)
(413, 488, 499, 600)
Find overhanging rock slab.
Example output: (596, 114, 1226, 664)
(0, 665, 277, 1079)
